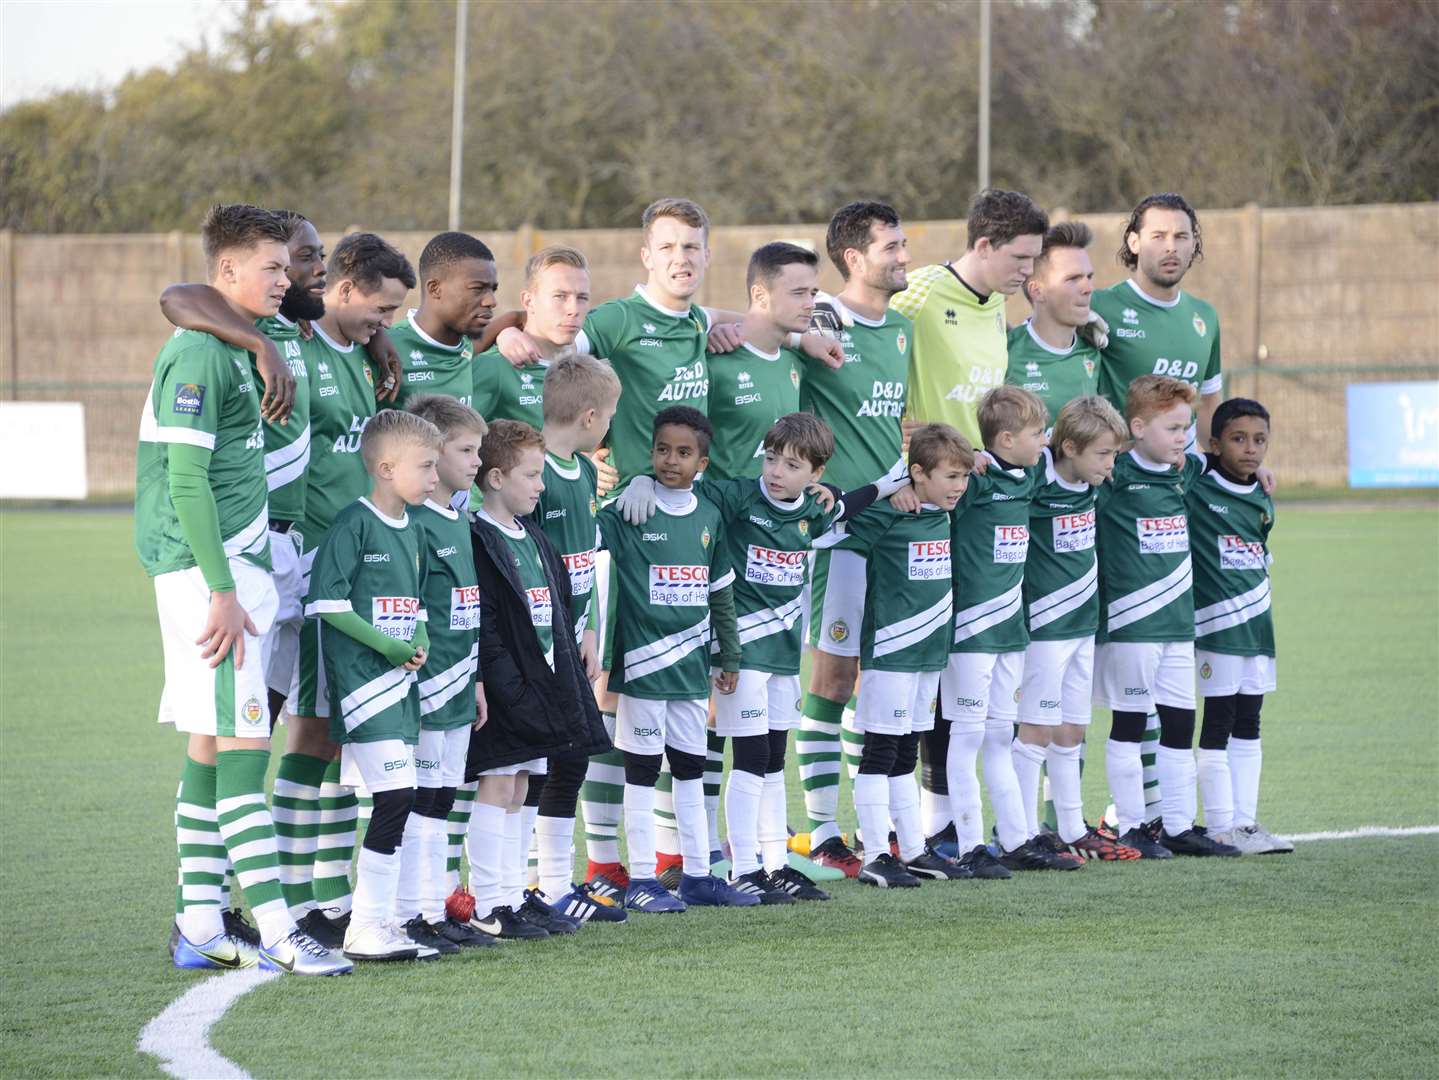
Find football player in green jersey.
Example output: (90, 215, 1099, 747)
(814, 424, 974, 888)
(1094, 376, 1239, 858)
(1006, 221, 1103, 424)
(891, 189, 1048, 445)
(472, 245, 588, 430)
(1091, 193, 1223, 448)
(141, 203, 349, 975)
(391, 232, 497, 407)
(702, 242, 810, 482)
(1011, 396, 1140, 861)
(306, 410, 443, 961)
(491, 198, 843, 491)
(286, 232, 418, 947)
(797, 201, 915, 876)
(1189, 398, 1289, 854)
(524, 355, 629, 923)
(395, 395, 497, 951)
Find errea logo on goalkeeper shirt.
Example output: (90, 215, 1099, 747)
(1137, 515, 1189, 554)
(907, 539, 951, 580)
(992, 525, 1030, 564)
(649, 564, 709, 606)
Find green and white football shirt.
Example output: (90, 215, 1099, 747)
(389, 309, 474, 407)
(481, 510, 557, 672)
(471, 346, 546, 428)
(798, 297, 910, 492)
(1188, 468, 1275, 658)
(814, 498, 952, 673)
(1091, 279, 1222, 444)
(527, 451, 600, 641)
(254, 314, 311, 523)
(706, 477, 837, 675)
(136, 329, 270, 577)
(1096, 449, 1206, 644)
(306, 498, 424, 745)
(1024, 448, 1099, 641)
(576, 287, 711, 488)
(296, 324, 377, 552)
(949, 454, 1039, 654)
(705, 343, 800, 482)
(1004, 320, 1100, 427)
(597, 491, 733, 700)
(412, 499, 481, 729)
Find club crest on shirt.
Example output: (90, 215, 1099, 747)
(1193, 314, 1207, 337)
(1084, 358, 1096, 378)
(701, 526, 711, 549)
(797, 519, 809, 536)
(896, 331, 907, 354)
(790, 367, 800, 389)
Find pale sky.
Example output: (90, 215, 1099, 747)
(1, 0, 316, 109)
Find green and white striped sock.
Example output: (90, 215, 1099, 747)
(797, 694, 844, 846)
(271, 752, 328, 920)
(446, 781, 478, 891)
(580, 744, 625, 868)
(1142, 711, 1162, 820)
(704, 731, 725, 855)
(312, 759, 358, 918)
(175, 757, 225, 944)
(215, 749, 291, 947)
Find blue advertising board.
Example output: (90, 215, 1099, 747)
(1346, 381, 1439, 488)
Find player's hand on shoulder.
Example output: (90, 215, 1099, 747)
(970, 453, 990, 475)
(497, 327, 544, 367)
(890, 485, 922, 514)
(900, 418, 926, 455)
(1079, 310, 1109, 350)
(616, 474, 658, 526)
(590, 448, 619, 499)
(1256, 465, 1277, 495)
(800, 330, 844, 370)
(197, 590, 257, 669)
(707, 322, 744, 354)
(713, 670, 738, 695)
(807, 482, 836, 513)
(254, 338, 295, 425)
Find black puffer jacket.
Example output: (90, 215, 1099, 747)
(465, 513, 609, 776)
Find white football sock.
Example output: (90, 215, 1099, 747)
(502, 810, 527, 908)
(1045, 742, 1086, 844)
(416, 815, 449, 924)
(920, 786, 950, 839)
(1196, 748, 1234, 833)
(946, 721, 986, 851)
(672, 776, 709, 878)
(467, 803, 506, 916)
(535, 814, 576, 900)
(759, 771, 788, 874)
(724, 769, 764, 877)
(888, 773, 924, 863)
(852, 772, 891, 863)
(1106, 739, 1145, 834)
(395, 814, 425, 922)
(983, 720, 1029, 852)
(1228, 737, 1263, 828)
(519, 803, 539, 892)
(350, 846, 401, 931)
(1155, 745, 1197, 836)
(1011, 738, 1046, 839)
(623, 783, 657, 881)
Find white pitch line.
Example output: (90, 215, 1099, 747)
(1284, 825, 1439, 843)
(138, 968, 279, 1080)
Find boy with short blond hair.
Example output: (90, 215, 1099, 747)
(390, 395, 494, 952)
(305, 409, 447, 961)
(938, 386, 1081, 875)
(523, 355, 629, 922)
(816, 424, 973, 888)
(1094, 375, 1239, 858)
(1011, 396, 1140, 860)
